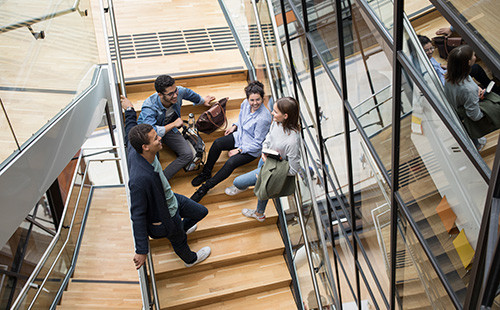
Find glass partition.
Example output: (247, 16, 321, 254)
(0, 0, 99, 165)
(396, 63, 488, 305)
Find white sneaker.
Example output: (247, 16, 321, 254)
(242, 208, 265, 222)
(186, 224, 197, 235)
(225, 185, 247, 196)
(185, 246, 211, 267)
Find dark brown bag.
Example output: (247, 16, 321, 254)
(432, 36, 464, 59)
(195, 97, 228, 134)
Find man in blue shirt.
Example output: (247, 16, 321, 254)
(137, 75, 215, 180)
(121, 96, 211, 269)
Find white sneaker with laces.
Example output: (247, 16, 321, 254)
(185, 246, 211, 267)
(225, 185, 247, 196)
(242, 208, 265, 222)
(186, 224, 197, 235)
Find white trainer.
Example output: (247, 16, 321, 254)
(185, 246, 211, 267)
(242, 208, 265, 222)
(185, 224, 197, 235)
(225, 185, 247, 196)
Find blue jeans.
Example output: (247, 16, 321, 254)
(233, 159, 269, 214)
(169, 194, 208, 264)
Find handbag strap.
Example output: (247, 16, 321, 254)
(206, 103, 228, 130)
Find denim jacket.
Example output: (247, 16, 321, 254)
(137, 86, 204, 136)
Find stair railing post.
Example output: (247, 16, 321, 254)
(250, 0, 278, 100)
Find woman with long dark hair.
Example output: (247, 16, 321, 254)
(225, 97, 301, 222)
(190, 81, 272, 202)
(444, 45, 500, 150)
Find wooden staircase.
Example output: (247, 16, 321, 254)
(126, 70, 296, 309)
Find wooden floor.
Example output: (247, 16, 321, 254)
(57, 186, 142, 309)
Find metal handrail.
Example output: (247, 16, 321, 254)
(11, 149, 123, 309)
(10, 150, 84, 309)
(0, 0, 82, 34)
(250, 0, 278, 100)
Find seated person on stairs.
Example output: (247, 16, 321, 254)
(137, 74, 215, 180)
(225, 97, 301, 223)
(444, 45, 500, 151)
(190, 81, 272, 203)
(121, 96, 211, 269)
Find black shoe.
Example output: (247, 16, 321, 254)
(190, 185, 209, 203)
(191, 171, 211, 187)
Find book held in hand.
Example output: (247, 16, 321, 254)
(262, 148, 282, 161)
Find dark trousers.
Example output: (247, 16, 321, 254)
(168, 194, 208, 264)
(161, 130, 194, 180)
(203, 134, 257, 189)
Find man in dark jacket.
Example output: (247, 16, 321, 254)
(121, 96, 210, 269)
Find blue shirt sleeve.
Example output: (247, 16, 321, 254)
(178, 86, 204, 105)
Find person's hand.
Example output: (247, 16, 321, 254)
(225, 125, 237, 136)
(228, 148, 240, 157)
(441, 64, 447, 70)
(173, 118, 184, 128)
(261, 153, 267, 162)
(479, 87, 486, 99)
(203, 95, 216, 107)
(436, 27, 452, 37)
(133, 253, 147, 269)
(120, 95, 133, 110)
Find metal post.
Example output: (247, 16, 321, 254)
(335, 0, 360, 306)
(390, 0, 405, 308)
(278, 0, 298, 100)
(105, 102, 124, 183)
(250, 0, 278, 100)
(106, 0, 126, 96)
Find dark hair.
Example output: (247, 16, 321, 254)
(417, 35, 431, 47)
(276, 97, 300, 133)
(154, 75, 175, 93)
(129, 124, 154, 154)
(244, 80, 265, 99)
(446, 45, 474, 84)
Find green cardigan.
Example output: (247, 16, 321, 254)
(456, 92, 500, 139)
(254, 157, 296, 200)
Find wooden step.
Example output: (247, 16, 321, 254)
(170, 164, 260, 204)
(480, 129, 499, 157)
(186, 195, 279, 239)
(126, 78, 248, 113)
(58, 281, 141, 309)
(156, 255, 291, 310)
(125, 69, 248, 92)
(151, 225, 285, 279)
(194, 287, 296, 309)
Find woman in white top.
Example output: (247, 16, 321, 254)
(225, 97, 301, 222)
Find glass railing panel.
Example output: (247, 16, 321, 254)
(400, 25, 475, 148)
(396, 211, 456, 309)
(350, 127, 391, 307)
(444, 0, 500, 60)
(397, 65, 487, 305)
(0, 106, 19, 164)
(291, 150, 337, 308)
(344, 2, 392, 107)
(0, 0, 75, 27)
(364, 0, 394, 36)
(0, 0, 99, 165)
(15, 159, 91, 308)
